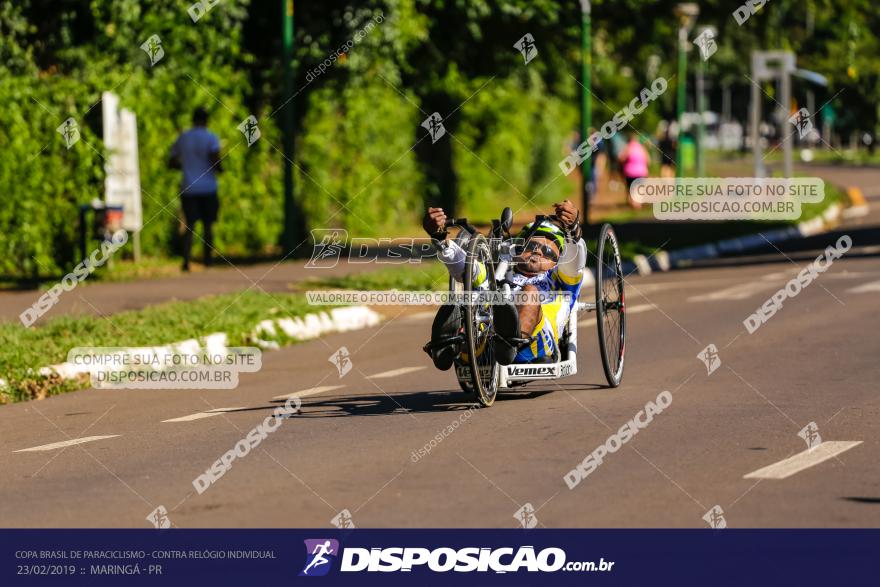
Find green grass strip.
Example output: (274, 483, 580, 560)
(0, 291, 327, 404)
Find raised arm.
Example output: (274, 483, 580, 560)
(553, 199, 582, 241)
(552, 200, 586, 280)
(168, 136, 181, 170)
(423, 207, 467, 281)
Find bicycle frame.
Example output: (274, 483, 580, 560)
(444, 210, 619, 394)
(496, 299, 590, 387)
(455, 247, 593, 388)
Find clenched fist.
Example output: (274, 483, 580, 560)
(553, 200, 579, 227)
(423, 207, 448, 238)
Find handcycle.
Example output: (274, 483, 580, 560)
(428, 207, 626, 407)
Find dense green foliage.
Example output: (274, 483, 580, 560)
(1, 0, 876, 278)
(1, 0, 283, 278)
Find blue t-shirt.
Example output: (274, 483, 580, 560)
(170, 127, 221, 195)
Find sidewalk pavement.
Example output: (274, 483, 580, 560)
(607, 160, 880, 273)
(0, 258, 375, 324)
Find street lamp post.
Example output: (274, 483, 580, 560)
(696, 55, 705, 176)
(281, 0, 297, 252)
(580, 0, 591, 229)
(695, 25, 715, 178)
(674, 3, 699, 178)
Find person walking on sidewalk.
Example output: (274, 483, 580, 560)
(657, 121, 677, 178)
(619, 133, 650, 209)
(169, 107, 222, 271)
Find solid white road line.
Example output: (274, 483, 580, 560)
(273, 385, 343, 401)
(14, 435, 120, 453)
(847, 280, 880, 294)
(162, 407, 248, 423)
(578, 303, 653, 327)
(367, 366, 426, 379)
(743, 441, 862, 480)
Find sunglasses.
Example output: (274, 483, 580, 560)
(521, 240, 559, 261)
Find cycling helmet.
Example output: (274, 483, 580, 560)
(516, 220, 565, 251)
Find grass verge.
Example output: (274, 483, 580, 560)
(0, 291, 329, 404)
(764, 148, 880, 168)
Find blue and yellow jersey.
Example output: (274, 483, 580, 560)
(507, 265, 583, 362)
(437, 238, 587, 363)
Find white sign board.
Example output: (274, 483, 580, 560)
(752, 50, 796, 81)
(102, 91, 143, 232)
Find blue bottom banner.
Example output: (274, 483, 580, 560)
(4, 529, 876, 586)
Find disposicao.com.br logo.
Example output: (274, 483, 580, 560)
(301, 539, 340, 577)
(305, 544, 613, 574)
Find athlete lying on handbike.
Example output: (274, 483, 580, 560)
(423, 200, 586, 368)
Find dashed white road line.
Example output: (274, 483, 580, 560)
(579, 303, 653, 327)
(625, 282, 682, 296)
(847, 280, 880, 294)
(273, 385, 343, 401)
(162, 407, 249, 423)
(687, 281, 777, 302)
(367, 366, 426, 379)
(824, 271, 876, 280)
(743, 441, 862, 480)
(401, 311, 437, 322)
(14, 435, 120, 453)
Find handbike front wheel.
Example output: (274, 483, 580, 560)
(449, 275, 476, 397)
(463, 234, 498, 406)
(595, 223, 626, 387)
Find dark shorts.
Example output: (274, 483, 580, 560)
(181, 193, 219, 225)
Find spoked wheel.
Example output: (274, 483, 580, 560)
(595, 223, 626, 387)
(449, 275, 474, 395)
(463, 234, 499, 406)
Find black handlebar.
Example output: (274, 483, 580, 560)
(445, 217, 477, 235)
(517, 214, 549, 244)
(444, 212, 570, 249)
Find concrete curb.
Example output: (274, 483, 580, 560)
(621, 202, 846, 276)
(252, 306, 381, 350)
(581, 268, 596, 288)
(37, 306, 382, 381)
(842, 187, 869, 219)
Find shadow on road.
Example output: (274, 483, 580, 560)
(841, 497, 880, 505)
(272, 383, 604, 418)
(276, 390, 475, 418)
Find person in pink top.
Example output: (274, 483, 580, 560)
(618, 133, 650, 209)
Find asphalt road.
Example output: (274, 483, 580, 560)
(1, 240, 878, 528)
